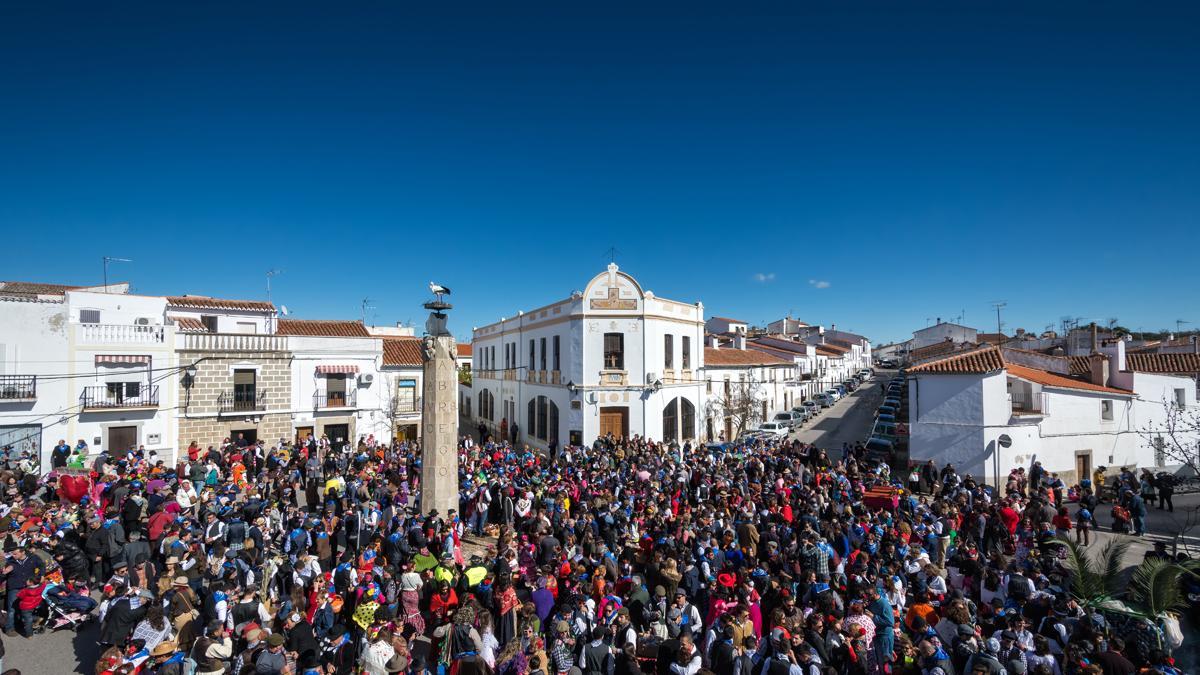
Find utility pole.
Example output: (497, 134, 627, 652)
(102, 256, 132, 293)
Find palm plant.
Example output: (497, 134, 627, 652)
(1058, 537, 1131, 609)
(1126, 556, 1200, 618)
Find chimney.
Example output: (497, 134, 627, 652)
(733, 334, 746, 350)
(937, 317, 942, 324)
(1016, 328, 1025, 337)
(708, 335, 720, 349)
(1088, 353, 1110, 387)
(1091, 322, 1098, 353)
(831, 323, 837, 333)
(1192, 335, 1199, 354)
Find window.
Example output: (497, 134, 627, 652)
(1174, 388, 1187, 408)
(107, 382, 140, 401)
(1101, 399, 1114, 421)
(233, 369, 257, 410)
(527, 398, 535, 437)
(681, 398, 695, 440)
(80, 309, 101, 324)
(664, 335, 674, 370)
(396, 379, 416, 412)
(603, 333, 624, 370)
(540, 337, 547, 371)
(682, 336, 691, 370)
(529, 340, 535, 371)
(236, 321, 257, 334)
(548, 400, 559, 442)
(537, 396, 548, 439)
(553, 336, 561, 372)
(201, 315, 218, 332)
(663, 398, 678, 443)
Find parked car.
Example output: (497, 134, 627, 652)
(813, 393, 834, 407)
(878, 359, 897, 368)
(835, 385, 848, 397)
(859, 369, 874, 379)
(801, 401, 821, 416)
(864, 436, 895, 460)
(877, 405, 899, 418)
(876, 413, 897, 425)
(790, 407, 812, 423)
(757, 421, 790, 437)
(772, 411, 802, 429)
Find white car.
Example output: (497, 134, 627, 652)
(825, 389, 842, 402)
(757, 421, 790, 437)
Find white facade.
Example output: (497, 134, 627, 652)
(470, 263, 706, 449)
(908, 343, 1200, 486)
(284, 332, 389, 445)
(705, 317, 748, 335)
(912, 322, 977, 350)
(701, 346, 801, 441)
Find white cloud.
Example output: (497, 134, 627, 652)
(808, 279, 831, 289)
(754, 272, 776, 283)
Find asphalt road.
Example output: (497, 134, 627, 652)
(790, 371, 893, 450)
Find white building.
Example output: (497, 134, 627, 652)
(907, 343, 1200, 486)
(911, 321, 977, 350)
(702, 344, 799, 441)
(275, 319, 390, 446)
(705, 316, 749, 336)
(380, 337, 424, 442)
(0, 282, 186, 468)
(767, 316, 810, 336)
(470, 263, 706, 448)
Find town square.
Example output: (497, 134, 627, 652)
(1, 3, 1198, 675)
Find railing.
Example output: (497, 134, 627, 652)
(80, 384, 159, 409)
(78, 323, 166, 344)
(1010, 392, 1044, 414)
(599, 369, 628, 386)
(182, 333, 287, 352)
(0, 375, 37, 400)
(313, 388, 357, 409)
(218, 389, 268, 413)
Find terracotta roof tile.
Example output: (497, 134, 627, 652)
(165, 295, 274, 312)
(976, 332, 1009, 345)
(275, 319, 370, 337)
(749, 337, 808, 353)
(704, 347, 792, 367)
(1125, 353, 1200, 374)
(0, 281, 83, 296)
(710, 316, 747, 323)
(173, 317, 208, 332)
(1006, 364, 1131, 395)
(1068, 355, 1091, 376)
(910, 340, 968, 363)
(909, 346, 1005, 373)
(911, 346, 1133, 394)
(456, 343, 472, 356)
(382, 337, 423, 367)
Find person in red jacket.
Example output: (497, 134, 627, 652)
(16, 576, 46, 637)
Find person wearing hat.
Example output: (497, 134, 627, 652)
(254, 632, 288, 675)
(168, 576, 201, 648)
(148, 640, 185, 675)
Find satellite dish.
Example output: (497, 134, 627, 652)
(280, 305, 289, 316)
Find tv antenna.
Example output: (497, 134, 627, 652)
(602, 246, 620, 263)
(266, 269, 283, 306)
(990, 301, 1007, 337)
(1176, 319, 1190, 334)
(361, 298, 375, 325)
(102, 256, 132, 293)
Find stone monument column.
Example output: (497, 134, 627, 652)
(420, 296, 459, 517)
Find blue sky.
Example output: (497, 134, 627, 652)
(2, 2, 1197, 344)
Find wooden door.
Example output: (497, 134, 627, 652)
(107, 426, 137, 457)
(296, 427, 313, 443)
(1075, 452, 1092, 486)
(599, 407, 628, 439)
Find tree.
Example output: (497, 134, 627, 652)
(706, 378, 766, 440)
(1140, 397, 1200, 479)
(458, 364, 472, 386)
(1126, 557, 1200, 618)
(1058, 537, 1130, 610)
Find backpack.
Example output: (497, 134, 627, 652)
(1007, 574, 1030, 601)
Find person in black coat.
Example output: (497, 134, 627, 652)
(284, 612, 321, 663)
(99, 588, 148, 648)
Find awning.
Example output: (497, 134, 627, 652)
(96, 354, 151, 365)
(316, 364, 359, 374)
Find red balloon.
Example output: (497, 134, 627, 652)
(58, 474, 91, 504)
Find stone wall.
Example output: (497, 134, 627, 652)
(175, 349, 292, 448)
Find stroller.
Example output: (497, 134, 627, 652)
(42, 581, 98, 632)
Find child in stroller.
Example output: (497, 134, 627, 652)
(43, 578, 98, 631)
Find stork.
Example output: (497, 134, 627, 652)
(429, 282, 451, 303)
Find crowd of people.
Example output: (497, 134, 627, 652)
(0, 424, 1189, 675)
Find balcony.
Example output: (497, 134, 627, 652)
(182, 333, 287, 353)
(599, 369, 628, 386)
(1010, 391, 1046, 416)
(80, 384, 159, 410)
(78, 323, 166, 344)
(218, 389, 268, 414)
(314, 388, 357, 409)
(0, 375, 37, 401)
